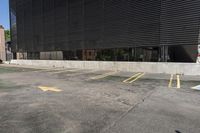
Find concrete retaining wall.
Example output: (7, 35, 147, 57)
(10, 60, 200, 75)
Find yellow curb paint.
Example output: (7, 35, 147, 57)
(123, 73, 142, 83)
(168, 74, 174, 88)
(129, 73, 145, 83)
(38, 86, 62, 92)
(90, 71, 117, 80)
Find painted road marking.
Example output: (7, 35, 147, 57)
(177, 75, 181, 89)
(68, 70, 97, 77)
(168, 74, 174, 88)
(191, 85, 200, 90)
(32, 68, 64, 73)
(129, 73, 145, 83)
(90, 71, 117, 80)
(123, 73, 142, 83)
(168, 74, 181, 89)
(32, 69, 53, 72)
(38, 86, 62, 92)
(51, 69, 78, 74)
(123, 73, 145, 83)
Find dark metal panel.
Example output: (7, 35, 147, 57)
(10, 0, 200, 52)
(43, 0, 55, 51)
(54, 0, 68, 50)
(10, 0, 18, 52)
(161, 0, 200, 46)
(103, 0, 129, 48)
(16, 0, 25, 52)
(84, 0, 103, 49)
(23, 0, 33, 51)
(127, 0, 161, 47)
(32, 0, 44, 52)
(68, 0, 84, 50)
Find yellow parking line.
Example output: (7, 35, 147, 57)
(177, 75, 181, 89)
(69, 70, 97, 77)
(168, 74, 174, 88)
(123, 73, 142, 83)
(51, 69, 78, 74)
(129, 73, 145, 83)
(32, 68, 63, 73)
(32, 69, 52, 73)
(38, 86, 62, 92)
(123, 73, 145, 83)
(168, 74, 181, 89)
(90, 71, 117, 80)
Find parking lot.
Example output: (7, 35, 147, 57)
(0, 64, 200, 133)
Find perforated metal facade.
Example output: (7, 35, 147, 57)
(10, 0, 200, 62)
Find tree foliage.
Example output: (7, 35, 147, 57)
(5, 30, 11, 41)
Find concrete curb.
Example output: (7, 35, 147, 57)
(10, 60, 200, 76)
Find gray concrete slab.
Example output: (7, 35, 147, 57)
(0, 64, 200, 133)
(106, 89, 200, 133)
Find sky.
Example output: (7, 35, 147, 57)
(0, 0, 9, 30)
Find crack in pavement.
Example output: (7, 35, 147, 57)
(100, 88, 157, 133)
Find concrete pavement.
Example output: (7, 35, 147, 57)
(0, 65, 200, 133)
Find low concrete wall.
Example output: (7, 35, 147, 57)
(10, 60, 200, 75)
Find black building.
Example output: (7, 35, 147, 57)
(10, 0, 200, 62)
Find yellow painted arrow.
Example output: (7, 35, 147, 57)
(38, 86, 62, 92)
